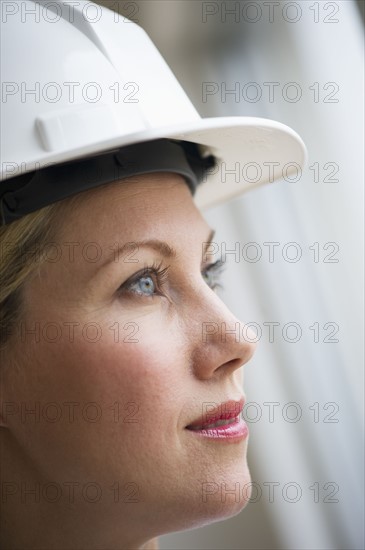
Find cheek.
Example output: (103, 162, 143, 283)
(66, 315, 184, 413)
(5, 315, 186, 483)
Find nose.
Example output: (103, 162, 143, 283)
(186, 284, 257, 381)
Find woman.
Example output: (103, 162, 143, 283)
(0, 1, 307, 548)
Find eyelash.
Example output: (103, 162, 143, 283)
(119, 258, 226, 298)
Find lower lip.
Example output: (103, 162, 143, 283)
(185, 417, 249, 441)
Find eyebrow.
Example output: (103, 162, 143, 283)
(98, 228, 216, 271)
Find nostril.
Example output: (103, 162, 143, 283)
(215, 357, 246, 377)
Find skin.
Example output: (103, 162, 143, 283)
(0, 173, 256, 549)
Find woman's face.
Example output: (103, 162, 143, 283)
(1, 173, 256, 548)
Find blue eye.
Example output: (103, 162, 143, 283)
(122, 262, 169, 298)
(202, 258, 226, 291)
(129, 274, 156, 297)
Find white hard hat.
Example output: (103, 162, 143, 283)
(0, 0, 307, 225)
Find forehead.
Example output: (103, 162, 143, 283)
(56, 172, 210, 246)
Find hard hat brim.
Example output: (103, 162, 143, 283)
(45, 115, 307, 210)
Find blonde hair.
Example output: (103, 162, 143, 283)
(0, 199, 74, 354)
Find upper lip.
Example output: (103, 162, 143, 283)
(185, 398, 244, 429)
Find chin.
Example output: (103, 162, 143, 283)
(204, 467, 251, 523)
(177, 462, 252, 532)
(145, 463, 252, 538)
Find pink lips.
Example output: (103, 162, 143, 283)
(185, 398, 249, 441)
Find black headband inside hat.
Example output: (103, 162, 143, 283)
(0, 139, 216, 225)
